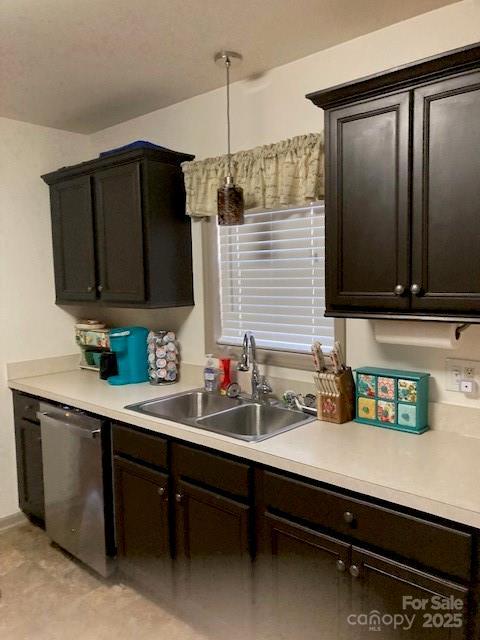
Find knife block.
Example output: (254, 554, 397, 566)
(316, 367, 355, 424)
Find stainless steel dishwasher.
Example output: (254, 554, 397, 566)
(38, 402, 113, 577)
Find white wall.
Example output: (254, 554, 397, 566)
(90, 0, 480, 399)
(0, 117, 92, 519)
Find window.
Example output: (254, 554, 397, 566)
(203, 203, 336, 364)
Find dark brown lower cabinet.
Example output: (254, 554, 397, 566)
(107, 425, 478, 638)
(256, 512, 469, 640)
(12, 392, 44, 525)
(350, 548, 469, 640)
(256, 512, 352, 640)
(14, 417, 45, 523)
(174, 478, 252, 631)
(113, 456, 171, 594)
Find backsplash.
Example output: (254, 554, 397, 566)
(349, 320, 480, 408)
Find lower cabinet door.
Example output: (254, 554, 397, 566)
(14, 418, 45, 523)
(114, 456, 171, 594)
(350, 547, 469, 639)
(174, 479, 252, 632)
(256, 512, 352, 640)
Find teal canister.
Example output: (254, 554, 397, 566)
(107, 326, 149, 385)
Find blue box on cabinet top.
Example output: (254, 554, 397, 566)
(355, 367, 430, 434)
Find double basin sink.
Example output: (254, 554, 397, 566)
(126, 389, 314, 442)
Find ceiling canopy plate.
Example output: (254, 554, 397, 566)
(214, 51, 243, 67)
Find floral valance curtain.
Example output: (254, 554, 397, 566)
(181, 133, 324, 217)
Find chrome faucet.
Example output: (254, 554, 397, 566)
(237, 332, 272, 402)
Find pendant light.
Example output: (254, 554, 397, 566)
(214, 50, 244, 226)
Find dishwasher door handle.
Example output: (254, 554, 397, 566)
(39, 412, 102, 439)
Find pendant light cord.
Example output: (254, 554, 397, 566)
(226, 56, 231, 176)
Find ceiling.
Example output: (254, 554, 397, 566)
(1, 0, 459, 134)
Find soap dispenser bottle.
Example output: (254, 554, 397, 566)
(204, 354, 219, 392)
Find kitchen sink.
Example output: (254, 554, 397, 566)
(126, 389, 242, 421)
(196, 402, 313, 441)
(125, 389, 314, 442)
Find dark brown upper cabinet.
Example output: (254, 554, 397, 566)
(411, 71, 480, 314)
(94, 163, 145, 304)
(326, 92, 410, 312)
(307, 42, 480, 322)
(50, 175, 97, 302)
(42, 144, 195, 308)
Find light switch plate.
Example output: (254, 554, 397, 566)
(446, 358, 479, 392)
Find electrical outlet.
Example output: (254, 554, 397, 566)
(460, 380, 475, 394)
(446, 359, 479, 392)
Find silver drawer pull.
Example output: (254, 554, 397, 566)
(349, 565, 360, 578)
(336, 559, 346, 572)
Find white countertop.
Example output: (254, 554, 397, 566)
(9, 368, 480, 528)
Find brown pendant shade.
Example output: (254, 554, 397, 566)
(217, 175, 244, 226)
(215, 50, 244, 226)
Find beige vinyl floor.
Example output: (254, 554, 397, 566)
(0, 521, 209, 640)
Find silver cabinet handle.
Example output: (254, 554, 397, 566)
(175, 493, 183, 503)
(98, 285, 103, 293)
(336, 559, 346, 572)
(157, 487, 165, 497)
(410, 283, 421, 295)
(91, 429, 101, 439)
(87, 285, 94, 293)
(349, 565, 360, 578)
(343, 511, 354, 524)
(394, 284, 405, 296)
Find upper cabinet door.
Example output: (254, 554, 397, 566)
(326, 92, 411, 313)
(411, 72, 480, 313)
(94, 163, 146, 303)
(50, 176, 97, 302)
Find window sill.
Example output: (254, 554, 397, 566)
(209, 344, 312, 371)
(208, 317, 345, 372)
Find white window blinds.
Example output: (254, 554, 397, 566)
(217, 203, 334, 353)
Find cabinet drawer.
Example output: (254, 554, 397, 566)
(13, 392, 40, 424)
(261, 470, 472, 581)
(112, 423, 168, 469)
(172, 443, 250, 499)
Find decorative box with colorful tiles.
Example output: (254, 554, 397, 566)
(355, 367, 430, 434)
